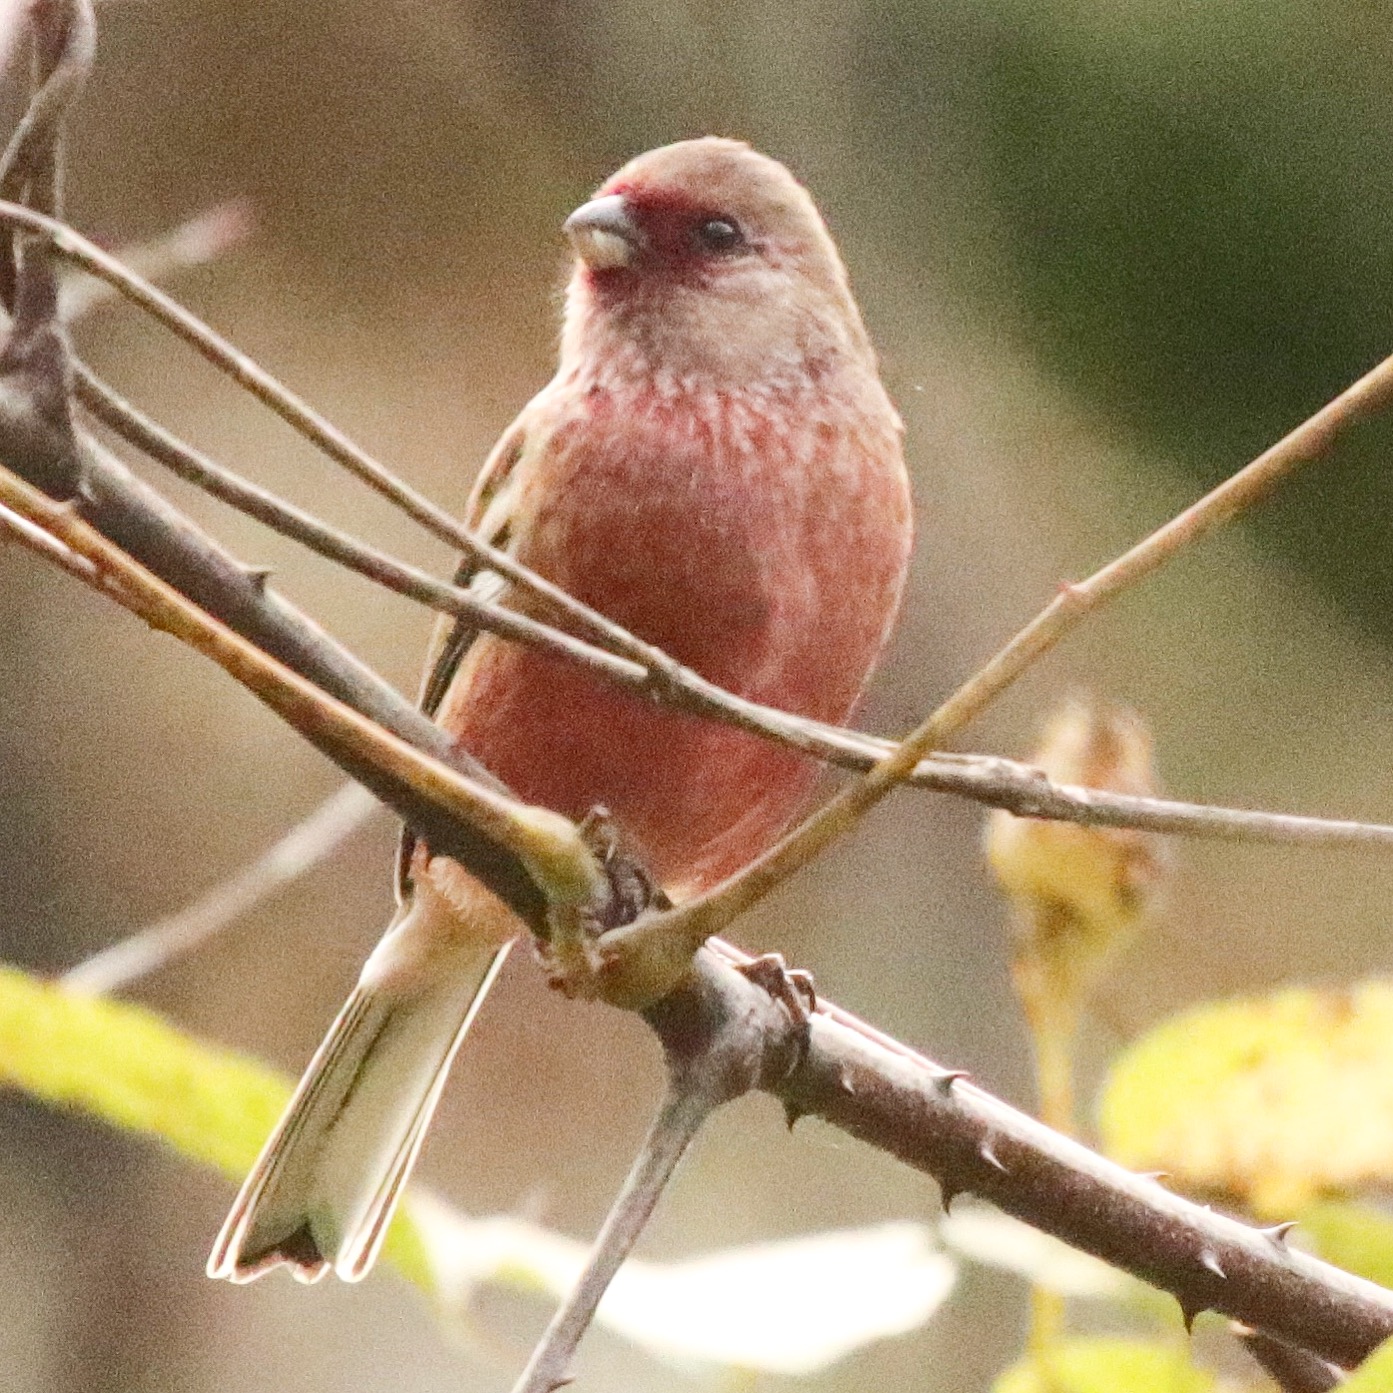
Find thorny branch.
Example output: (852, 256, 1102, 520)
(7, 2, 1393, 1386)
(8, 213, 1393, 1382)
(1240, 1330, 1347, 1392)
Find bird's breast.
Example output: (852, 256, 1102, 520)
(441, 380, 912, 892)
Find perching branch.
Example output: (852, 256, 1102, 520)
(0, 116, 1385, 874)
(0, 463, 606, 927)
(12, 450, 1393, 1368)
(43, 218, 1393, 868)
(511, 974, 804, 1393)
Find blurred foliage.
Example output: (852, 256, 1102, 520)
(1099, 981, 1393, 1214)
(0, 965, 433, 1286)
(1344, 1332, 1393, 1392)
(990, 1337, 1216, 1393)
(868, 0, 1393, 636)
(0, 966, 958, 1376)
(1298, 1201, 1393, 1291)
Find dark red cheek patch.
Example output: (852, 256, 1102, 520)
(600, 181, 728, 264)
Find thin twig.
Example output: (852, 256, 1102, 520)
(602, 345, 1393, 975)
(59, 198, 253, 321)
(7, 291, 1393, 1372)
(512, 952, 805, 1393)
(511, 1085, 718, 1393)
(0, 197, 714, 674)
(66, 366, 1393, 860)
(74, 363, 650, 687)
(60, 782, 380, 996)
(2, 197, 1389, 878)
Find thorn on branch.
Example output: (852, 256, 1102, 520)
(732, 952, 816, 1063)
(1200, 1249, 1227, 1280)
(1263, 1221, 1299, 1248)
(979, 1136, 1008, 1174)
(934, 1069, 970, 1094)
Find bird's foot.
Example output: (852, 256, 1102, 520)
(735, 951, 817, 1031)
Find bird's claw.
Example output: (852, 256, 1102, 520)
(736, 952, 817, 1030)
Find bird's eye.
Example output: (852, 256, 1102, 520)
(694, 218, 745, 253)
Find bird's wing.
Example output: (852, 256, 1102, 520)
(394, 414, 532, 900)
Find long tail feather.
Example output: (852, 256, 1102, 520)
(208, 897, 510, 1284)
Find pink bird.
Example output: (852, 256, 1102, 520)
(210, 137, 915, 1284)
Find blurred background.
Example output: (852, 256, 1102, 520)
(3, 0, 1393, 1388)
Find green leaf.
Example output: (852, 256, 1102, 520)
(1343, 1334, 1393, 1392)
(993, 1338, 1217, 1393)
(0, 964, 958, 1373)
(1297, 1201, 1393, 1290)
(1098, 982, 1393, 1214)
(0, 963, 432, 1283)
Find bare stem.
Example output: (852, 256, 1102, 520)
(60, 782, 380, 996)
(510, 1083, 717, 1393)
(0, 464, 605, 920)
(74, 362, 648, 688)
(0, 203, 1387, 880)
(0, 198, 720, 673)
(59, 199, 253, 321)
(0, 495, 94, 579)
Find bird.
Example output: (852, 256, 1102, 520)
(208, 136, 915, 1284)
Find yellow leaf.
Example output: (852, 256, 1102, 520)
(0, 964, 432, 1284)
(993, 1337, 1216, 1393)
(1100, 982, 1393, 1213)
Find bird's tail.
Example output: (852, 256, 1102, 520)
(207, 893, 510, 1284)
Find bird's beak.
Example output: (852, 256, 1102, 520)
(564, 193, 641, 270)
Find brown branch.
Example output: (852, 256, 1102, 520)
(1240, 1330, 1346, 1391)
(11, 380, 1393, 1370)
(511, 973, 801, 1393)
(774, 983, 1393, 1369)
(0, 168, 1379, 870)
(74, 363, 651, 689)
(0, 461, 597, 931)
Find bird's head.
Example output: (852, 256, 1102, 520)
(560, 138, 876, 391)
